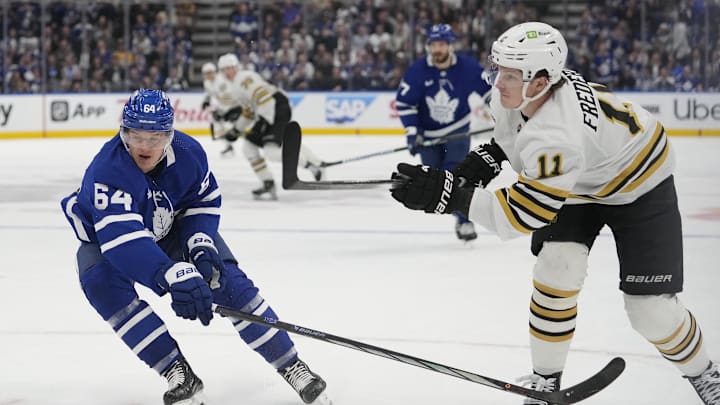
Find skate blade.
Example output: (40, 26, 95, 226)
(311, 391, 332, 405)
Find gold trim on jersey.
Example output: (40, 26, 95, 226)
(495, 189, 535, 233)
(508, 185, 560, 222)
(578, 123, 665, 199)
(621, 139, 670, 193)
(517, 175, 570, 201)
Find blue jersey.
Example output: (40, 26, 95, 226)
(395, 54, 491, 138)
(61, 131, 221, 290)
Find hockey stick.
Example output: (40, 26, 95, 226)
(319, 127, 494, 168)
(213, 304, 625, 404)
(282, 121, 402, 190)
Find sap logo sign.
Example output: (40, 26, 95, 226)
(325, 96, 374, 123)
(50, 101, 106, 121)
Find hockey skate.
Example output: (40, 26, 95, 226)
(305, 162, 324, 181)
(220, 143, 235, 157)
(279, 359, 331, 404)
(162, 358, 205, 405)
(686, 361, 720, 405)
(252, 180, 278, 200)
(517, 371, 561, 405)
(455, 221, 477, 241)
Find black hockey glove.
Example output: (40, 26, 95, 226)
(452, 138, 508, 188)
(390, 163, 472, 215)
(248, 117, 270, 138)
(201, 100, 210, 110)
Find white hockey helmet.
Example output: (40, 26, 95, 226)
(490, 22, 567, 85)
(201, 62, 216, 74)
(217, 53, 240, 70)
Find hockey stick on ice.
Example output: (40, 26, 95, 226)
(319, 127, 494, 168)
(213, 304, 625, 404)
(282, 121, 402, 190)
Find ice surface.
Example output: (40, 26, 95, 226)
(0, 133, 718, 404)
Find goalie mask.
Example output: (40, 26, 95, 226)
(489, 22, 568, 110)
(120, 89, 175, 158)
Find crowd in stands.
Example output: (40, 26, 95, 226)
(1, 0, 718, 94)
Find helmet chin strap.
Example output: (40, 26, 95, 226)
(512, 80, 551, 111)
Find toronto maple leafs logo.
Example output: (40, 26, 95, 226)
(146, 189, 174, 241)
(425, 88, 458, 124)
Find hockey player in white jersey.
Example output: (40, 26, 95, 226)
(200, 62, 235, 156)
(391, 22, 719, 405)
(395, 24, 491, 241)
(214, 52, 324, 200)
(60, 89, 331, 405)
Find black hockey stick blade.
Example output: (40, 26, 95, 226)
(282, 121, 401, 190)
(213, 304, 624, 404)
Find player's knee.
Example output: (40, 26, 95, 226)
(624, 293, 685, 340)
(241, 139, 261, 160)
(79, 264, 135, 319)
(264, 143, 281, 162)
(533, 242, 589, 291)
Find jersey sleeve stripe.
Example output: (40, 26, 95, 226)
(95, 213, 144, 232)
(621, 139, 670, 194)
(494, 188, 535, 233)
(177, 207, 222, 218)
(508, 186, 559, 222)
(100, 230, 154, 253)
(594, 123, 664, 198)
(64, 196, 91, 242)
(517, 175, 570, 201)
(200, 188, 221, 202)
(397, 109, 418, 116)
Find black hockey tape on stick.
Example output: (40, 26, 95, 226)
(213, 304, 625, 404)
(318, 127, 495, 168)
(282, 121, 404, 190)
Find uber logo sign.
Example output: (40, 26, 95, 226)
(51, 100, 69, 121)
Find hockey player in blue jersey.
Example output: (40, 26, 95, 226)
(60, 89, 330, 405)
(395, 24, 491, 241)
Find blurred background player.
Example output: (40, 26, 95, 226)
(214, 52, 325, 200)
(395, 24, 492, 241)
(390, 22, 720, 405)
(200, 62, 234, 156)
(60, 89, 331, 405)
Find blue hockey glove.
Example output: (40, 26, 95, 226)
(405, 127, 424, 156)
(158, 262, 213, 326)
(390, 163, 472, 215)
(187, 232, 224, 284)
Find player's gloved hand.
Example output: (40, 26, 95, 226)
(212, 109, 224, 122)
(158, 262, 213, 326)
(248, 117, 270, 139)
(452, 138, 508, 188)
(187, 232, 224, 283)
(405, 127, 424, 156)
(224, 128, 242, 142)
(201, 100, 210, 110)
(390, 163, 472, 215)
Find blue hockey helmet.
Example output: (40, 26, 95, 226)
(120, 89, 175, 152)
(427, 24, 456, 44)
(121, 89, 174, 133)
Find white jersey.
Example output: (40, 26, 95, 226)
(469, 69, 675, 240)
(202, 77, 218, 107)
(214, 70, 280, 125)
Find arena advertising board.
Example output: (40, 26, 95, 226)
(0, 92, 716, 139)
